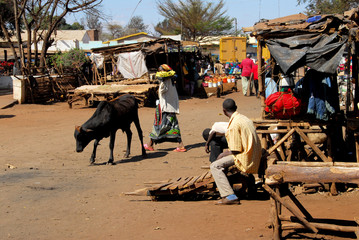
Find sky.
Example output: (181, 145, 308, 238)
(67, 0, 308, 34)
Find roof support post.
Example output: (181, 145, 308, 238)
(257, 38, 265, 119)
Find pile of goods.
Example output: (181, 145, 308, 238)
(202, 75, 236, 88)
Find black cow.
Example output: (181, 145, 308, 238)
(74, 94, 146, 165)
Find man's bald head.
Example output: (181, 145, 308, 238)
(223, 98, 237, 113)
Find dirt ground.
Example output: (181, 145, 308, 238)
(1, 89, 359, 240)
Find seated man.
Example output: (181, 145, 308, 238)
(210, 98, 262, 205)
(202, 122, 228, 163)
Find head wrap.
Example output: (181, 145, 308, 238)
(156, 64, 176, 78)
(159, 64, 172, 72)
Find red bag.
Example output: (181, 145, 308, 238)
(265, 89, 301, 119)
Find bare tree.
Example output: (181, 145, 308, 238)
(0, 1, 19, 68)
(5, 0, 103, 74)
(125, 16, 148, 35)
(106, 23, 124, 39)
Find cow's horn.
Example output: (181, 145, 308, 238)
(75, 125, 81, 132)
(84, 128, 94, 132)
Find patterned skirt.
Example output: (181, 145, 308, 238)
(149, 104, 182, 144)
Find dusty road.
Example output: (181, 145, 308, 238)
(1, 90, 359, 240)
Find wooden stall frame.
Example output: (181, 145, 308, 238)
(265, 162, 359, 239)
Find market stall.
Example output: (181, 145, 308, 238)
(89, 38, 185, 89)
(248, 9, 359, 164)
(246, 7, 359, 239)
(201, 74, 238, 97)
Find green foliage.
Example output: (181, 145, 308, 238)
(126, 16, 148, 35)
(58, 20, 85, 30)
(155, 19, 182, 35)
(51, 49, 89, 72)
(156, 0, 233, 40)
(297, 0, 359, 15)
(102, 16, 148, 41)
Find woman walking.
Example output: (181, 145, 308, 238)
(144, 64, 186, 152)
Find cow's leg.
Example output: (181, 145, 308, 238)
(124, 128, 132, 158)
(108, 131, 116, 164)
(90, 139, 100, 164)
(134, 116, 146, 157)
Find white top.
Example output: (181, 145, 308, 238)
(209, 122, 229, 136)
(159, 78, 179, 114)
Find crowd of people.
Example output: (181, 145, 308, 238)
(143, 62, 262, 205)
(180, 54, 260, 99)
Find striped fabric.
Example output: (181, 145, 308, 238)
(225, 112, 262, 174)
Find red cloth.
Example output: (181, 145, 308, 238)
(240, 58, 254, 77)
(251, 64, 258, 80)
(265, 90, 301, 119)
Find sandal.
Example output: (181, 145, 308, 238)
(173, 147, 187, 152)
(143, 144, 154, 151)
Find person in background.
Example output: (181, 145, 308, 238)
(201, 62, 212, 78)
(144, 64, 186, 152)
(240, 54, 255, 96)
(210, 98, 261, 205)
(250, 60, 259, 97)
(214, 61, 224, 75)
(185, 58, 199, 96)
(224, 62, 230, 74)
(202, 122, 229, 163)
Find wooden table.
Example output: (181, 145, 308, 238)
(67, 84, 158, 108)
(203, 81, 237, 98)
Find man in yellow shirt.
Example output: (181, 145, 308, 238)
(210, 98, 262, 205)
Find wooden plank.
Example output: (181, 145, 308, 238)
(161, 177, 182, 191)
(204, 171, 212, 179)
(143, 180, 170, 185)
(281, 222, 357, 233)
(184, 175, 201, 188)
(148, 182, 173, 191)
(277, 161, 359, 167)
(123, 187, 149, 196)
(285, 188, 313, 220)
(197, 171, 209, 182)
(194, 177, 215, 188)
(355, 133, 359, 163)
(355, 217, 359, 239)
(169, 177, 191, 190)
(294, 127, 330, 162)
(257, 40, 265, 118)
(268, 128, 296, 154)
(263, 184, 318, 234)
(178, 182, 216, 195)
(257, 129, 323, 134)
(177, 176, 193, 189)
(266, 165, 359, 184)
(268, 132, 286, 161)
(273, 189, 282, 240)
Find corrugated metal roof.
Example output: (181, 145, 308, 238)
(103, 32, 151, 44)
